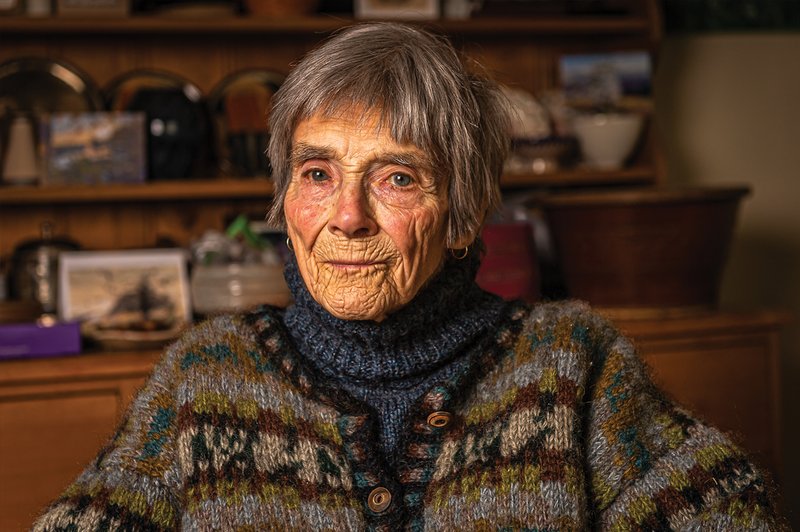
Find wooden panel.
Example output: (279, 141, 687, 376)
(617, 310, 788, 480)
(0, 383, 138, 531)
(0, 350, 159, 531)
(0, 197, 273, 258)
(641, 337, 776, 472)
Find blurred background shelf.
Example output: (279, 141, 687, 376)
(0, 178, 274, 204)
(0, 3, 663, 265)
(0, 15, 653, 36)
(500, 166, 655, 188)
(0, 167, 656, 206)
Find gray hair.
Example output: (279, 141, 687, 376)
(266, 22, 510, 247)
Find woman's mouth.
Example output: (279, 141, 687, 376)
(326, 260, 386, 271)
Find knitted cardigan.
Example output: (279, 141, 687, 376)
(33, 301, 782, 531)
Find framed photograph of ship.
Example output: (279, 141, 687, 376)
(58, 249, 191, 348)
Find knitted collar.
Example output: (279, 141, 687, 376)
(283, 247, 507, 384)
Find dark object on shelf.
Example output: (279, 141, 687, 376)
(105, 69, 211, 180)
(317, 0, 351, 14)
(0, 57, 103, 115)
(243, 0, 318, 16)
(130, 0, 243, 15)
(506, 136, 579, 175)
(0, 301, 43, 325)
(207, 68, 284, 177)
(477, 0, 631, 17)
(663, 0, 800, 32)
(56, 0, 129, 16)
(539, 185, 750, 318)
(9, 222, 81, 317)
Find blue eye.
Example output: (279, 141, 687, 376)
(391, 173, 412, 187)
(309, 169, 329, 182)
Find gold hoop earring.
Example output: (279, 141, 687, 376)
(450, 247, 468, 260)
(286, 237, 294, 252)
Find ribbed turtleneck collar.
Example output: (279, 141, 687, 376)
(282, 247, 507, 385)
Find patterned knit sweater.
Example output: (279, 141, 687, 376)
(33, 301, 783, 530)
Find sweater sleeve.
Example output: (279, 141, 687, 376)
(583, 314, 786, 530)
(32, 342, 185, 531)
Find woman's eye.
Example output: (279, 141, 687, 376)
(308, 169, 329, 182)
(390, 173, 413, 187)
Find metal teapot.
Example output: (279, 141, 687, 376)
(9, 221, 80, 317)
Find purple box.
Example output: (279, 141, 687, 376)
(0, 321, 82, 360)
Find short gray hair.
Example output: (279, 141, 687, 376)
(266, 22, 510, 247)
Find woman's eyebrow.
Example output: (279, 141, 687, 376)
(367, 151, 433, 174)
(290, 143, 336, 166)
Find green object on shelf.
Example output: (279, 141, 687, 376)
(225, 214, 267, 250)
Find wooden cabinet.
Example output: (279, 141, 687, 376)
(0, 4, 664, 259)
(616, 310, 788, 481)
(0, 349, 161, 532)
(0, 310, 786, 531)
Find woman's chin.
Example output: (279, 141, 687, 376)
(317, 293, 396, 322)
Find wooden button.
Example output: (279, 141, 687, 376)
(427, 411, 452, 428)
(368, 487, 392, 513)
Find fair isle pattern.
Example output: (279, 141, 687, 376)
(33, 301, 783, 531)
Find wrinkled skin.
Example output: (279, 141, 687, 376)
(283, 111, 467, 322)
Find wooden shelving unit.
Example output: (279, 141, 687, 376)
(0, 5, 664, 255)
(0, 178, 274, 204)
(0, 166, 657, 206)
(0, 14, 654, 36)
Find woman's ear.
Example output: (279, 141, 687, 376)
(448, 211, 485, 251)
(449, 227, 480, 251)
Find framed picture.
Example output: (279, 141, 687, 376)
(559, 50, 652, 111)
(58, 249, 191, 347)
(57, 0, 129, 17)
(355, 0, 439, 20)
(40, 111, 146, 185)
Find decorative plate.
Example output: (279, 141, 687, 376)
(0, 57, 103, 114)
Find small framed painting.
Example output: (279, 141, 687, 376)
(40, 111, 146, 185)
(355, 0, 439, 20)
(58, 248, 191, 348)
(559, 50, 652, 111)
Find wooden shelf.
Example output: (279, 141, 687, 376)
(0, 178, 274, 205)
(0, 348, 161, 386)
(0, 14, 652, 37)
(0, 168, 654, 205)
(0, 1, 665, 258)
(500, 166, 655, 188)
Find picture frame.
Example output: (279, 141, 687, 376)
(40, 111, 146, 186)
(58, 249, 191, 348)
(354, 0, 439, 20)
(559, 50, 652, 111)
(56, 0, 129, 17)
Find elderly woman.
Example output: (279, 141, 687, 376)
(35, 23, 781, 531)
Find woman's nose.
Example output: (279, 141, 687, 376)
(327, 182, 378, 238)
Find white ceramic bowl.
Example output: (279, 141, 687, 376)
(572, 112, 644, 170)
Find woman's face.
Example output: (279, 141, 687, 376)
(283, 111, 452, 322)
